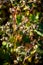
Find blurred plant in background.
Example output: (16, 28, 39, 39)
(0, 0, 43, 65)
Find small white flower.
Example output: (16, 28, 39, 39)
(23, 30, 25, 33)
(5, 37, 8, 41)
(9, 44, 13, 47)
(14, 60, 18, 64)
(17, 57, 20, 61)
(20, 26, 23, 30)
(34, 45, 38, 49)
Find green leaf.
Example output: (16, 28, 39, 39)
(28, 3, 32, 8)
(0, 31, 3, 35)
(35, 13, 39, 20)
(3, 62, 9, 65)
(16, 42, 21, 47)
(29, 14, 35, 22)
(34, 30, 43, 36)
(9, 35, 14, 43)
(36, 47, 43, 54)
(19, 52, 26, 56)
(26, 22, 31, 27)
(2, 41, 7, 46)
(16, 15, 22, 25)
(22, 35, 30, 43)
(34, 12, 39, 23)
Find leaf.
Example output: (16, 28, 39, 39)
(28, 3, 32, 8)
(30, 31, 33, 36)
(34, 30, 43, 36)
(34, 12, 40, 23)
(28, 56, 32, 62)
(16, 42, 21, 47)
(22, 35, 30, 43)
(26, 22, 31, 27)
(2, 41, 7, 46)
(9, 35, 14, 43)
(29, 14, 35, 22)
(25, 11, 29, 16)
(36, 47, 43, 54)
(10, 0, 14, 3)
(35, 13, 39, 20)
(30, 50, 36, 55)
(19, 52, 26, 56)
(16, 15, 22, 25)
(3, 62, 10, 65)
(23, 6, 29, 10)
